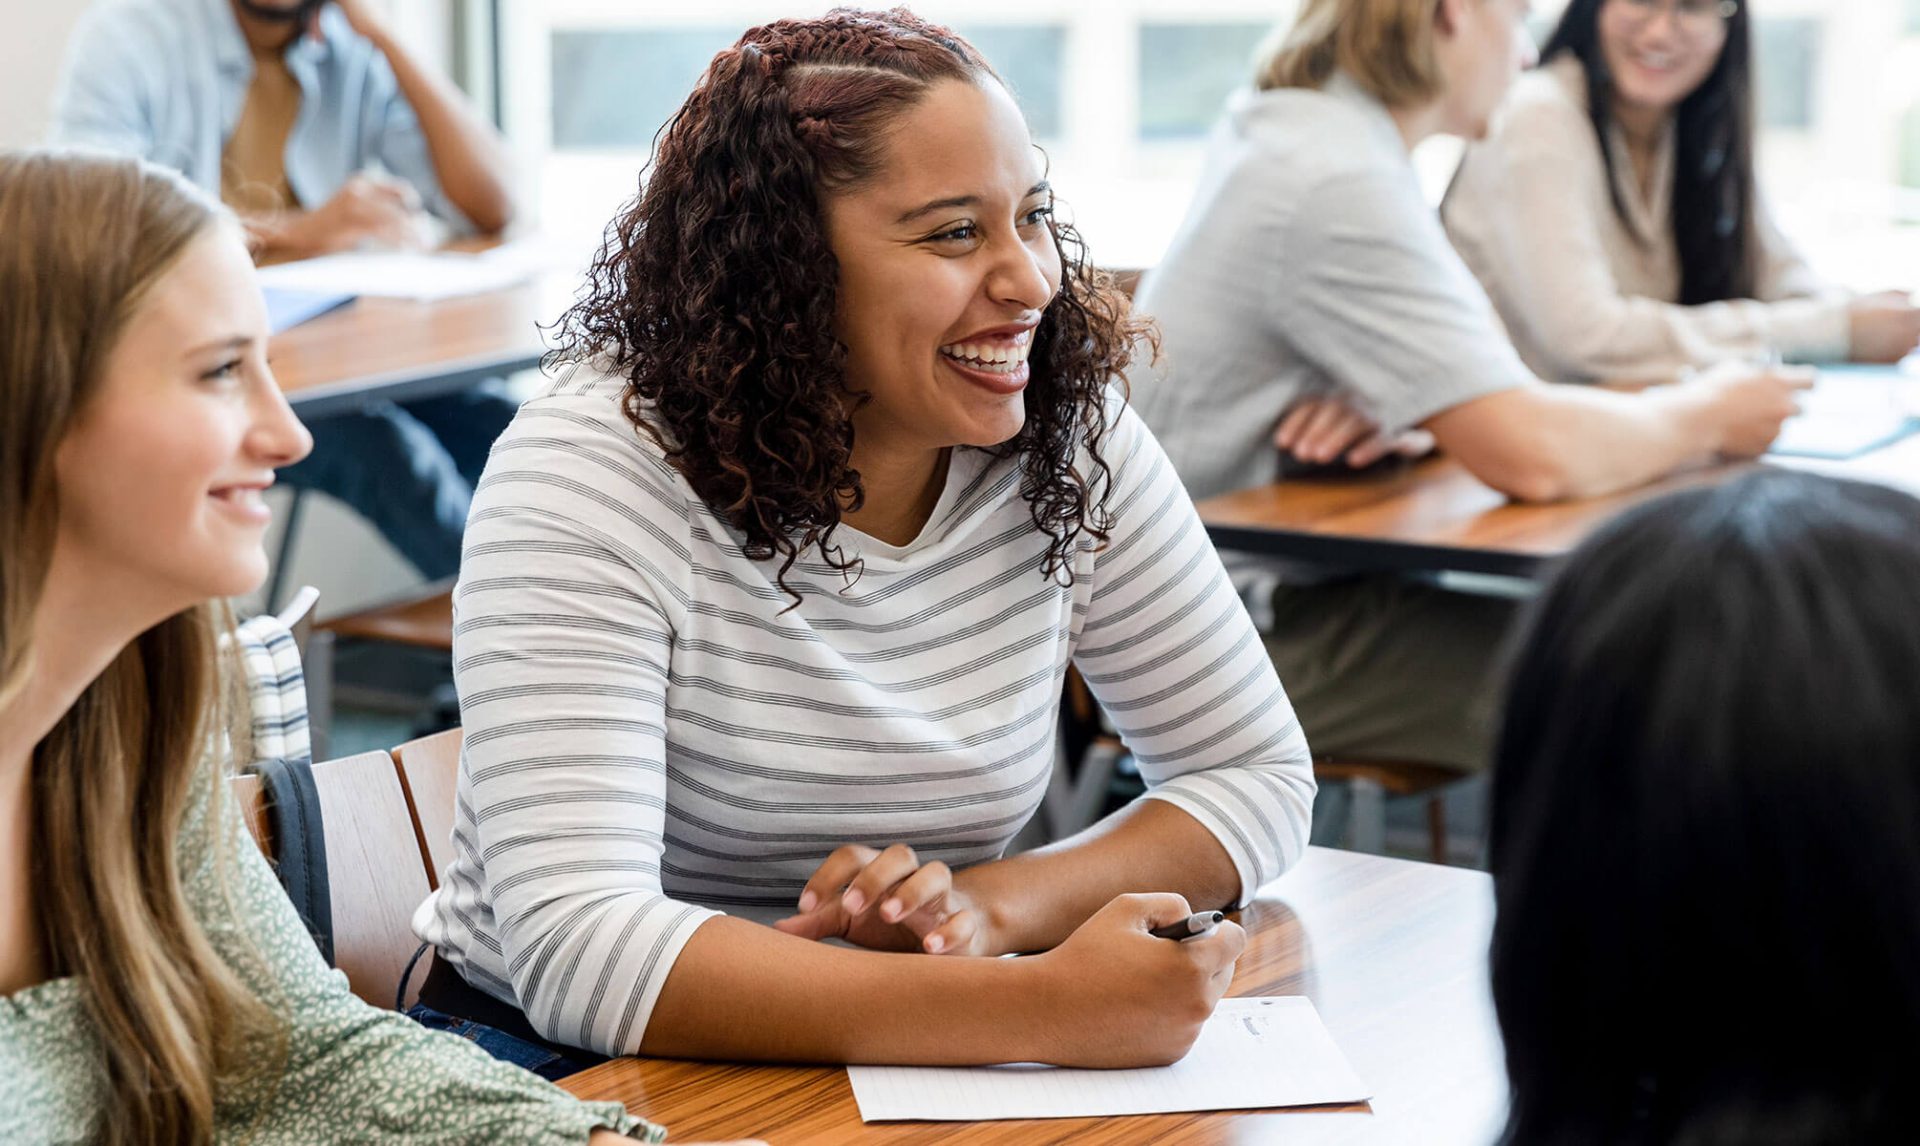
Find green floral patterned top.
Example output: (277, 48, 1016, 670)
(0, 757, 666, 1145)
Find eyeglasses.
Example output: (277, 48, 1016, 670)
(1612, 0, 1740, 36)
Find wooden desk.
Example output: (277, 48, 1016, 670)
(559, 848, 1505, 1145)
(268, 275, 573, 419)
(1197, 435, 1920, 578)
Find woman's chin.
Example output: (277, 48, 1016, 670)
(204, 552, 271, 603)
(1615, 74, 1698, 117)
(960, 408, 1027, 450)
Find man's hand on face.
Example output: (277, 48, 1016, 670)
(307, 0, 390, 47)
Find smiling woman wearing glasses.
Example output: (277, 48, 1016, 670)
(1443, 0, 1920, 383)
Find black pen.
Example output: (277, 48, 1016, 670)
(1148, 910, 1224, 941)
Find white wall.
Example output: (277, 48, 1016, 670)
(0, 2, 88, 148)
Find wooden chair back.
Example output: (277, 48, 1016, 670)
(390, 727, 464, 890)
(309, 750, 434, 1009)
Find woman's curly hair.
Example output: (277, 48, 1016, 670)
(548, 7, 1152, 602)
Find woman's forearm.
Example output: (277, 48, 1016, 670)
(956, 799, 1241, 955)
(640, 887, 1243, 1070)
(638, 915, 1050, 1063)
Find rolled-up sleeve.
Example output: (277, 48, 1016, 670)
(1073, 402, 1316, 903)
(48, 2, 161, 157)
(1277, 169, 1535, 432)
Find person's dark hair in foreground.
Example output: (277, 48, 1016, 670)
(1490, 469, 1920, 1145)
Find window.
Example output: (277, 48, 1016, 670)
(1755, 17, 1821, 131)
(956, 25, 1068, 140)
(505, 2, 1892, 277)
(549, 27, 740, 150)
(1137, 22, 1269, 140)
(1901, 101, 1920, 189)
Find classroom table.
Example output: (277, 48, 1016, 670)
(558, 847, 1506, 1145)
(1196, 430, 1920, 578)
(267, 273, 574, 419)
(259, 269, 578, 609)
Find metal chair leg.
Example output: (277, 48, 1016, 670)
(1308, 781, 1352, 847)
(304, 629, 333, 761)
(1348, 776, 1387, 854)
(265, 487, 309, 614)
(1427, 795, 1449, 864)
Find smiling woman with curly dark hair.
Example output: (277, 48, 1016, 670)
(416, 7, 1314, 1071)
(551, 8, 1139, 598)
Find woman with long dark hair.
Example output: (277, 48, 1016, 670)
(412, 8, 1307, 1067)
(1489, 469, 1920, 1143)
(1445, 0, 1920, 383)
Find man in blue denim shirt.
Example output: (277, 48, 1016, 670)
(52, 0, 522, 579)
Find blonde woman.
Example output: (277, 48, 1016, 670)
(1129, 0, 1808, 775)
(0, 150, 757, 1145)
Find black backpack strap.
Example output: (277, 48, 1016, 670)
(249, 755, 335, 965)
(396, 942, 433, 1012)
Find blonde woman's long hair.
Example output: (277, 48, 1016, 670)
(1256, 0, 1446, 106)
(0, 149, 277, 1145)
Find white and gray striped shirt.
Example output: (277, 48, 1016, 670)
(414, 365, 1314, 1055)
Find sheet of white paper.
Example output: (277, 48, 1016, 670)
(255, 241, 568, 301)
(847, 996, 1370, 1123)
(1769, 369, 1920, 460)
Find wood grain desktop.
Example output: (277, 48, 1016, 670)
(266, 274, 575, 419)
(1196, 435, 1920, 578)
(560, 848, 1504, 1145)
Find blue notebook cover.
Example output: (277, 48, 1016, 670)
(264, 286, 356, 334)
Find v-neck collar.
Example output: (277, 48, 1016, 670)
(1604, 117, 1674, 242)
(836, 448, 986, 563)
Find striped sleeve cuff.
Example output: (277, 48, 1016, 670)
(1139, 765, 1302, 909)
(587, 903, 724, 1056)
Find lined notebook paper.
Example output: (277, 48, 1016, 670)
(847, 996, 1370, 1123)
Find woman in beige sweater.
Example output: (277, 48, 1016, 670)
(1443, 0, 1920, 384)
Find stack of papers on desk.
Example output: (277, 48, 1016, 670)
(256, 240, 570, 302)
(847, 996, 1369, 1123)
(1769, 415, 1920, 460)
(1769, 364, 1920, 460)
(262, 286, 355, 334)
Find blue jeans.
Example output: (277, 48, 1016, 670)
(404, 1003, 592, 1082)
(279, 383, 521, 579)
